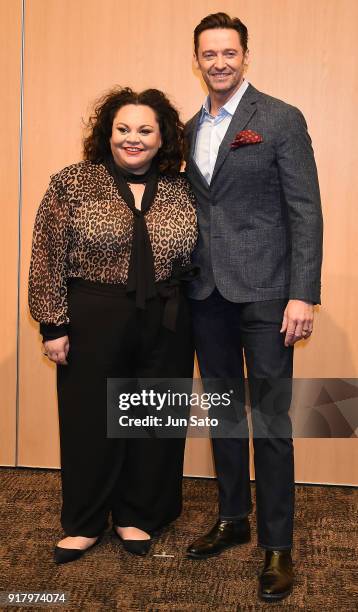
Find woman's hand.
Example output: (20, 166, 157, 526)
(43, 336, 70, 365)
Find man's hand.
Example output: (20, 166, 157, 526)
(280, 300, 314, 347)
(43, 335, 70, 365)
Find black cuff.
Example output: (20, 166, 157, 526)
(40, 323, 68, 342)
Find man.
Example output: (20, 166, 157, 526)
(184, 12, 323, 602)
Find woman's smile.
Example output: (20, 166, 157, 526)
(123, 146, 144, 156)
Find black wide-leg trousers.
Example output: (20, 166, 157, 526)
(56, 279, 194, 537)
(190, 289, 294, 549)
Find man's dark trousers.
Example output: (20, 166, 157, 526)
(191, 288, 295, 550)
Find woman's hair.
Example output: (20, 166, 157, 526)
(83, 87, 184, 175)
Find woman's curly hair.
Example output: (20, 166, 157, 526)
(83, 87, 184, 175)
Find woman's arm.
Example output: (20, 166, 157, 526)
(28, 173, 71, 362)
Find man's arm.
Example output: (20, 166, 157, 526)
(276, 105, 323, 304)
(276, 105, 323, 344)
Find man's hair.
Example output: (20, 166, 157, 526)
(194, 12, 248, 55)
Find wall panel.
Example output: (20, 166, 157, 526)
(0, 0, 22, 466)
(17, 0, 357, 483)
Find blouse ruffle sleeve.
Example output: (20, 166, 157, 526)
(28, 174, 71, 327)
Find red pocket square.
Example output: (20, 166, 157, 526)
(230, 130, 263, 149)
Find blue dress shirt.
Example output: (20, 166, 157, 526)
(194, 80, 249, 185)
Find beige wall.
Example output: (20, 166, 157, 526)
(0, 0, 22, 466)
(2, 0, 358, 483)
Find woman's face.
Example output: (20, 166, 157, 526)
(110, 104, 162, 174)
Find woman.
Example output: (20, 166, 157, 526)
(28, 87, 197, 564)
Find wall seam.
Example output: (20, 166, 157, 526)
(15, 0, 25, 466)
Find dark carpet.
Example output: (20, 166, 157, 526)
(0, 468, 357, 611)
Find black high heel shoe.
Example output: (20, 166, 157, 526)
(54, 534, 102, 565)
(112, 526, 152, 556)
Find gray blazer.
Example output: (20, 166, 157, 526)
(185, 84, 323, 304)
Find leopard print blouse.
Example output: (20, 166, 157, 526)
(28, 161, 197, 325)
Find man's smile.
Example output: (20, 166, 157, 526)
(210, 72, 232, 79)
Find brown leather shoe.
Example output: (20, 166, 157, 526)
(186, 518, 250, 559)
(258, 550, 294, 601)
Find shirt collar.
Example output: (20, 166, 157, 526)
(201, 79, 250, 119)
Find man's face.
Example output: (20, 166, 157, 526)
(194, 28, 249, 98)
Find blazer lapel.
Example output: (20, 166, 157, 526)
(186, 110, 210, 190)
(188, 111, 201, 158)
(210, 85, 259, 184)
